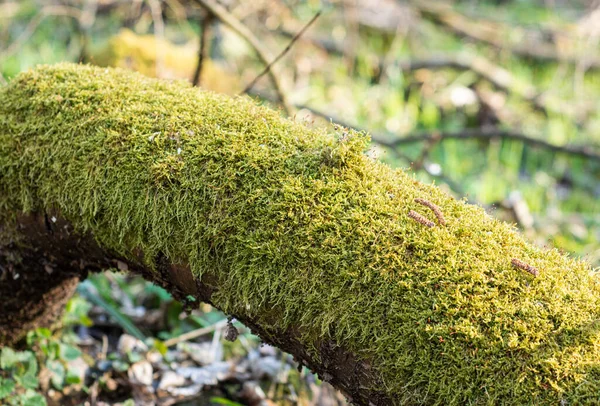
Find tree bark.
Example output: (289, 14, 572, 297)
(1, 64, 599, 405)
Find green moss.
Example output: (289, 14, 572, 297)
(1, 63, 599, 404)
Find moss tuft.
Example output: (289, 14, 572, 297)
(1, 63, 599, 404)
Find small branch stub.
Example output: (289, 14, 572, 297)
(414, 198, 446, 226)
(511, 258, 539, 277)
(408, 210, 435, 228)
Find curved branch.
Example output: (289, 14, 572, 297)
(1, 64, 598, 405)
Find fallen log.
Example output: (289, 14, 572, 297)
(1, 64, 599, 405)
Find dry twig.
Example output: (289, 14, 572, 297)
(77, 0, 98, 62)
(375, 127, 600, 162)
(297, 105, 600, 162)
(241, 10, 321, 94)
(191, 0, 293, 116)
(412, 0, 600, 69)
(192, 14, 214, 86)
(163, 318, 228, 347)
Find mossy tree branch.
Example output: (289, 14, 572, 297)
(1, 64, 600, 405)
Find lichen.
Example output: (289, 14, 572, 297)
(1, 63, 599, 404)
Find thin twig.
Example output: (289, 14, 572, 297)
(386, 146, 469, 198)
(163, 318, 228, 347)
(298, 105, 600, 162)
(377, 128, 600, 162)
(250, 90, 600, 196)
(396, 54, 551, 113)
(192, 13, 213, 86)
(278, 26, 576, 118)
(191, 0, 293, 116)
(241, 10, 321, 94)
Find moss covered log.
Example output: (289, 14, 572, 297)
(1, 63, 600, 405)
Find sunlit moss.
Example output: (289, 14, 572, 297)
(1, 63, 599, 404)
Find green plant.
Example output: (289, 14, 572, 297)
(0, 293, 92, 405)
(0, 348, 45, 406)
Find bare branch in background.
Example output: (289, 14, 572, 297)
(412, 0, 600, 69)
(279, 25, 574, 119)
(192, 13, 214, 86)
(249, 86, 599, 163)
(192, 0, 294, 116)
(395, 54, 555, 114)
(375, 127, 600, 162)
(241, 10, 321, 94)
(297, 104, 600, 162)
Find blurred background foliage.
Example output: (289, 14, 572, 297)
(0, 0, 599, 404)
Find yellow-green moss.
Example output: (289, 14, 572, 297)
(1, 63, 600, 404)
(93, 29, 239, 94)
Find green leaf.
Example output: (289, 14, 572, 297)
(64, 296, 93, 327)
(41, 341, 60, 360)
(77, 281, 145, 341)
(112, 360, 129, 372)
(0, 348, 18, 369)
(151, 339, 168, 357)
(65, 368, 81, 385)
(126, 351, 142, 364)
(59, 344, 81, 361)
(25, 354, 38, 377)
(0, 348, 32, 369)
(35, 328, 52, 339)
(18, 373, 39, 390)
(46, 360, 65, 390)
(22, 389, 46, 406)
(0, 377, 16, 399)
(209, 397, 244, 406)
(145, 284, 172, 301)
(78, 315, 94, 327)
